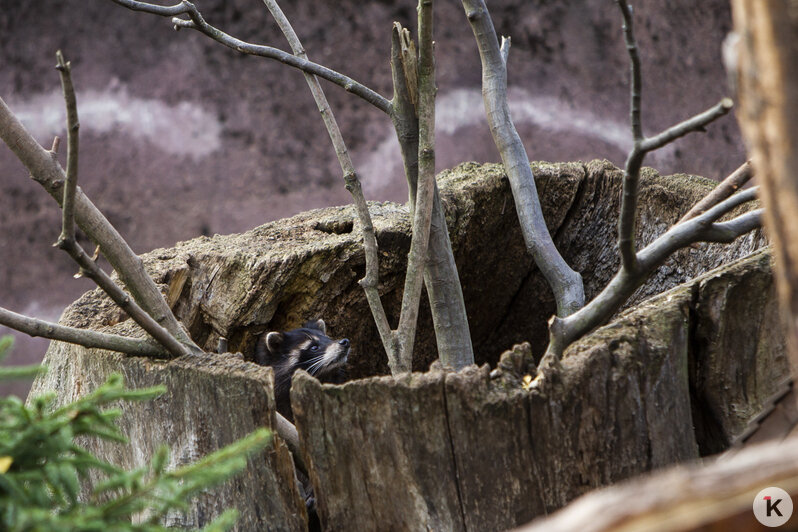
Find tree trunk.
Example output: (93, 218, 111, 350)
(732, 0, 798, 374)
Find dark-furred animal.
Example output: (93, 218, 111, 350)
(255, 319, 349, 421)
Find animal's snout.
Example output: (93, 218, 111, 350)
(339, 338, 350, 348)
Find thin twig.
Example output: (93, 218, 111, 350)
(617, 0, 642, 141)
(259, 0, 396, 367)
(109, 0, 391, 115)
(0, 306, 170, 358)
(678, 161, 754, 223)
(640, 98, 734, 152)
(52, 51, 191, 359)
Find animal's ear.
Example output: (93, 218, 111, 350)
(307, 319, 326, 335)
(265, 332, 284, 353)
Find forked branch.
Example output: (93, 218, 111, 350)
(546, 189, 762, 361)
(616, 0, 733, 273)
(53, 51, 191, 358)
(0, 71, 200, 357)
(109, 0, 392, 114)
(542, 2, 761, 363)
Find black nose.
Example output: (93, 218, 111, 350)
(339, 338, 350, 348)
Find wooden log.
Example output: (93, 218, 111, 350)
(30, 346, 307, 530)
(516, 438, 798, 532)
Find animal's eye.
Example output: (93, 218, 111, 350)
(310, 344, 319, 351)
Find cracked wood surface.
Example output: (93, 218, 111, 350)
(292, 248, 787, 531)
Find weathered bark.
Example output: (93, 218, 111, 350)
(292, 249, 788, 530)
(30, 348, 307, 531)
(690, 249, 791, 453)
(732, 0, 798, 376)
(516, 438, 798, 532)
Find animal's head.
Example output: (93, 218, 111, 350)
(260, 319, 350, 378)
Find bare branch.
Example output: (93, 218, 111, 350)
(617, 147, 646, 272)
(547, 4, 744, 361)
(259, 0, 396, 367)
(615, 0, 733, 273)
(617, 0, 642, 141)
(639, 98, 733, 152)
(50, 51, 191, 358)
(461, 0, 584, 317)
(394, 0, 436, 371)
(0, 91, 199, 355)
(351, 178, 397, 364)
(390, 23, 474, 370)
(695, 209, 763, 243)
(0, 306, 169, 358)
(55, 51, 79, 245)
(57, 239, 192, 357)
(678, 161, 754, 223)
(109, 0, 392, 114)
(275, 412, 307, 476)
(687, 185, 758, 225)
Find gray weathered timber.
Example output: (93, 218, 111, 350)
(27, 161, 774, 531)
(690, 248, 790, 454)
(293, 248, 788, 531)
(293, 370, 465, 531)
(30, 345, 307, 531)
